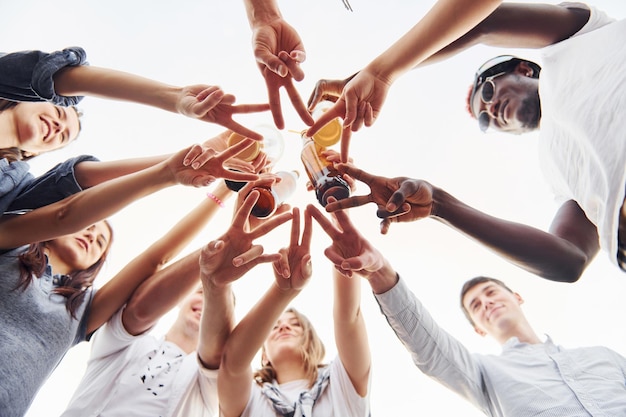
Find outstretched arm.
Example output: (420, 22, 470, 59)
(196, 187, 293, 372)
(325, 164, 599, 283)
(219, 206, 310, 417)
(0, 139, 259, 248)
(54, 65, 270, 139)
(306, 2, 591, 162)
(92, 182, 233, 337)
(306, 204, 371, 396)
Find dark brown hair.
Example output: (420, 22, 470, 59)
(460, 276, 514, 326)
(15, 222, 113, 318)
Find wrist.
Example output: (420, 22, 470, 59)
(366, 261, 398, 294)
(247, 0, 282, 28)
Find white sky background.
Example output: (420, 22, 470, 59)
(2, 0, 626, 415)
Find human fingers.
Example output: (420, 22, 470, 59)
(363, 102, 375, 127)
(264, 77, 285, 130)
(251, 210, 293, 238)
(222, 121, 264, 141)
(339, 127, 352, 163)
(300, 206, 313, 250)
(305, 104, 343, 137)
(376, 203, 411, 219)
(229, 103, 271, 115)
(306, 204, 340, 240)
(223, 157, 255, 174)
(232, 244, 264, 267)
(278, 50, 305, 81)
(350, 101, 368, 132)
(183, 144, 211, 167)
(283, 81, 314, 126)
(307, 79, 344, 111)
(289, 207, 301, 248)
(273, 247, 291, 279)
(324, 194, 373, 212)
(335, 162, 376, 184)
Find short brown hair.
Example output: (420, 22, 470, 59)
(460, 276, 514, 326)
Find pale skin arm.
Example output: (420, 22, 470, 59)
(306, 205, 370, 396)
(219, 207, 311, 417)
(73, 130, 243, 188)
(0, 139, 260, 249)
(54, 66, 270, 139)
(242, 0, 314, 129)
(324, 164, 599, 283)
(197, 190, 294, 370)
(93, 182, 233, 337)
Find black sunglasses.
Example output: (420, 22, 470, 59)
(477, 72, 505, 132)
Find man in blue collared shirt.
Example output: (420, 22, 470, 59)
(310, 203, 626, 416)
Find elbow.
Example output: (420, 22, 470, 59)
(533, 252, 594, 284)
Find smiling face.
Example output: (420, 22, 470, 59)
(177, 286, 204, 334)
(45, 221, 112, 275)
(264, 311, 305, 364)
(11, 102, 80, 156)
(462, 280, 525, 338)
(470, 64, 541, 135)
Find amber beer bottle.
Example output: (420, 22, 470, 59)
(248, 171, 299, 218)
(300, 134, 350, 207)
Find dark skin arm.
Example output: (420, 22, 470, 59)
(325, 163, 600, 283)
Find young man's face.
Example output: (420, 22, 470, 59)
(471, 72, 541, 135)
(462, 281, 525, 338)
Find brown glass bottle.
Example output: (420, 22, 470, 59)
(248, 171, 299, 218)
(300, 134, 350, 207)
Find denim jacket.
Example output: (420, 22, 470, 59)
(0, 46, 88, 106)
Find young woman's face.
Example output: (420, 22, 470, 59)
(264, 311, 305, 363)
(46, 222, 111, 274)
(12, 102, 80, 156)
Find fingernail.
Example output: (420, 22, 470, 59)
(233, 258, 243, 266)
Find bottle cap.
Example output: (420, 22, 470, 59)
(227, 132, 261, 162)
(312, 118, 342, 147)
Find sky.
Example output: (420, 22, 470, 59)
(3, 1, 626, 416)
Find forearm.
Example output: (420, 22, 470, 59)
(54, 65, 183, 113)
(94, 249, 201, 335)
(333, 268, 370, 396)
(198, 281, 236, 369)
(366, 0, 501, 82)
(244, 0, 282, 28)
(431, 187, 595, 282)
(374, 277, 488, 411)
(74, 154, 170, 188)
(0, 162, 174, 248)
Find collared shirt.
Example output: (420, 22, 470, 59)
(374, 277, 626, 416)
(0, 47, 87, 106)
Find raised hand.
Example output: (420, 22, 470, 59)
(306, 202, 385, 279)
(176, 84, 270, 140)
(251, 18, 314, 129)
(324, 163, 434, 234)
(169, 139, 261, 186)
(273, 207, 313, 291)
(306, 73, 357, 112)
(305, 69, 391, 162)
(199, 189, 293, 288)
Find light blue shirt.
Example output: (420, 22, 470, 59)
(374, 277, 626, 416)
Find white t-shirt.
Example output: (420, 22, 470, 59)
(61, 308, 218, 417)
(241, 357, 371, 417)
(538, 2, 626, 264)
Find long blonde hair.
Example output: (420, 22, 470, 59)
(254, 307, 326, 387)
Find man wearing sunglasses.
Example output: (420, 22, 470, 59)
(322, 2, 626, 282)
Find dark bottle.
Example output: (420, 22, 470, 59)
(300, 134, 350, 207)
(248, 171, 299, 218)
